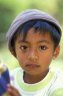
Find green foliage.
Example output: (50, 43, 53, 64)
(0, 0, 63, 40)
(54, 0, 63, 24)
(0, 0, 63, 34)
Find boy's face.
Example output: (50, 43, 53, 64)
(14, 28, 60, 75)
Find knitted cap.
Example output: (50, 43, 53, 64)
(6, 9, 62, 51)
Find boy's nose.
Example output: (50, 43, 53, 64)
(28, 50, 38, 61)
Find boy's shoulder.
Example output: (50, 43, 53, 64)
(51, 68, 63, 82)
(49, 68, 63, 95)
(10, 67, 23, 83)
(50, 68, 63, 86)
(10, 67, 23, 77)
(10, 67, 22, 73)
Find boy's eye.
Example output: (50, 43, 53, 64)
(20, 45, 28, 51)
(39, 45, 48, 51)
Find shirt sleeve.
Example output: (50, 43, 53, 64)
(49, 69, 63, 96)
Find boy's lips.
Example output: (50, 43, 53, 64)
(25, 63, 40, 69)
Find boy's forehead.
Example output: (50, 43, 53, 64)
(17, 28, 50, 38)
(16, 29, 52, 43)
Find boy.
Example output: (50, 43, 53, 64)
(6, 9, 63, 96)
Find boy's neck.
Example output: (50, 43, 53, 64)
(23, 69, 49, 84)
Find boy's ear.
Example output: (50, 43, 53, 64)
(53, 46, 60, 59)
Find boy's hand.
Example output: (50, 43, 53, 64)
(7, 84, 21, 96)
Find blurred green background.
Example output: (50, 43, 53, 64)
(0, 0, 63, 70)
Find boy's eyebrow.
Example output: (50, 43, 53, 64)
(37, 40, 51, 44)
(18, 40, 29, 44)
(18, 40, 51, 44)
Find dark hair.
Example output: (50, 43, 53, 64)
(11, 20, 61, 49)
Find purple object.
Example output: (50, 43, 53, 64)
(0, 65, 10, 95)
(0, 76, 7, 95)
(2, 68, 10, 83)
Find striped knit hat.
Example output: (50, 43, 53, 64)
(6, 9, 62, 52)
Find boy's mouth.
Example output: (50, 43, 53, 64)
(25, 63, 40, 69)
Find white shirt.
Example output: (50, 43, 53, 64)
(10, 67, 63, 96)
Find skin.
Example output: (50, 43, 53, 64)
(7, 28, 60, 96)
